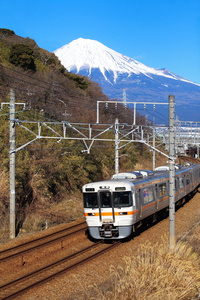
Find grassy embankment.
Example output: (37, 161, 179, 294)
(82, 231, 200, 300)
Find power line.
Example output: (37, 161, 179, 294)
(0, 66, 165, 126)
(0, 66, 93, 105)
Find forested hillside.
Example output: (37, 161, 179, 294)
(0, 29, 166, 241)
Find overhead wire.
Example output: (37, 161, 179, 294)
(145, 109, 168, 124)
(1, 64, 86, 96)
(0, 64, 170, 161)
(1, 68, 154, 126)
(136, 107, 168, 124)
(0, 66, 96, 107)
(0, 65, 171, 124)
(1, 65, 145, 120)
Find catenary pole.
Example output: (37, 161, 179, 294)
(9, 89, 16, 239)
(153, 127, 155, 171)
(115, 118, 119, 174)
(168, 95, 176, 249)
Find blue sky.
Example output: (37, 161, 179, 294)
(1, 0, 200, 84)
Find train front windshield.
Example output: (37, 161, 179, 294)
(100, 191, 112, 208)
(113, 191, 132, 207)
(83, 191, 132, 208)
(83, 193, 98, 208)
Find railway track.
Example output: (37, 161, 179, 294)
(0, 241, 120, 299)
(178, 155, 200, 164)
(1, 191, 198, 300)
(0, 221, 87, 263)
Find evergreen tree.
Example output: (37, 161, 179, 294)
(9, 44, 36, 71)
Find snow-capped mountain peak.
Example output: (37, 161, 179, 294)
(54, 38, 196, 85)
(54, 38, 200, 122)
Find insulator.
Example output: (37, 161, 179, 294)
(115, 103, 117, 109)
(153, 104, 156, 111)
(106, 103, 108, 109)
(144, 104, 146, 110)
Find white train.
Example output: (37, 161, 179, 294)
(82, 163, 200, 240)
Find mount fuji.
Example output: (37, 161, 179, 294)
(54, 38, 200, 123)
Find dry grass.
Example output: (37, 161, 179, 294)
(133, 154, 169, 171)
(184, 224, 200, 256)
(0, 170, 9, 240)
(85, 235, 200, 300)
(0, 170, 9, 198)
(21, 192, 84, 233)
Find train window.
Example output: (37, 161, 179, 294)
(175, 179, 177, 191)
(158, 183, 167, 198)
(155, 184, 158, 194)
(179, 177, 184, 189)
(143, 187, 154, 204)
(113, 191, 132, 207)
(100, 191, 112, 208)
(83, 193, 98, 208)
(186, 175, 190, 186)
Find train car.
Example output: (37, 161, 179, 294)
(82, 163, 200, 240)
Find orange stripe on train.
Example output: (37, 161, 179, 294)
(84, 210, 138, 217)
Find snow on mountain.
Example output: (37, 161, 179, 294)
(54, 38, 197, 85)
(54, 38, 200, 122)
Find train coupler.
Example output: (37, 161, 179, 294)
(99, 224, 119, 238)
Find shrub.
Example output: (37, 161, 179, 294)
(0, 28, 15, 36)
(64, 72, 89, 90)
(9, 43, 36, 71)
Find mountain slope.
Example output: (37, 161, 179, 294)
(0, 30, 109, 123)
(54, 38, 200, 122)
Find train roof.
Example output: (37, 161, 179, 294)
(155, 165, 180, 171)
(111, 170, 154, 180)
(82, 163, 200, 192)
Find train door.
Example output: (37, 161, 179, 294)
(185, 174, 191, 194)
(157, 182, 168, 209)
(154, 184, 159, 209)
(135, 189, 142, 218)
(98, 190, 115, 223)
(178, 176, 185, 198)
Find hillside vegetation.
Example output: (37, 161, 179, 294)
(0, 29, 167, 241)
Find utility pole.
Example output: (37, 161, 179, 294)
(115, 118, 119, 174)
(0, 89, 26, 239)
(123, 88, 127, 107)
(153, 127, 155, 171)
(168, 95, 176, 250)
(9, 89, 16, 239)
